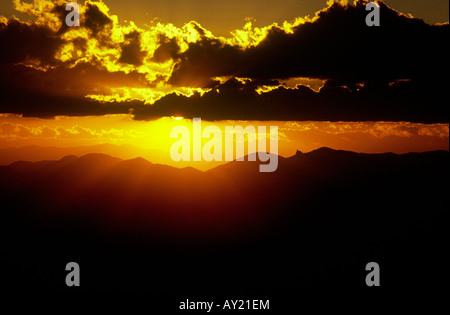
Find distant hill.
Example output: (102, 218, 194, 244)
(0, 148, 448, 293)
(0, 144, 139, 165)
(0, 143, 226, 171)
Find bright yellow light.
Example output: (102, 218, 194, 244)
(171, 116, 184, 120)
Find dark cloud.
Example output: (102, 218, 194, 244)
(169, 0, 449, 86)
(0, 82, 143, 118)
(0, 18, 64, 65)
(168, 37, 244, 87)
(0, 86, 139, 118)
(51, 3, 71, 35)
(0, 62, 150, 118)
(144, 0, 448, 122)
(1, 61, 150, 93)
(119, 31, 147, 66)
(133, 77, 448, 123)
(151, 35, 180, 63)
(84, 2, 112, 34)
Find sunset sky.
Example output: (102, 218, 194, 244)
(0, 0, 448, 168)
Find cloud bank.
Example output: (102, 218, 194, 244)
(0, 0, 448, 122)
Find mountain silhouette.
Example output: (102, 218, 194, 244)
(0, 144, 134, 165)
(0, 148, 448, 298)
(0, 144, 226, 170)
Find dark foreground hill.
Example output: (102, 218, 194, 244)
(0, 148, 448, 300)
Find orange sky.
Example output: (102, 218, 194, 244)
(1, 113, 448, 170)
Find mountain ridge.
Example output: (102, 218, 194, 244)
(3, 146, 448, 172)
